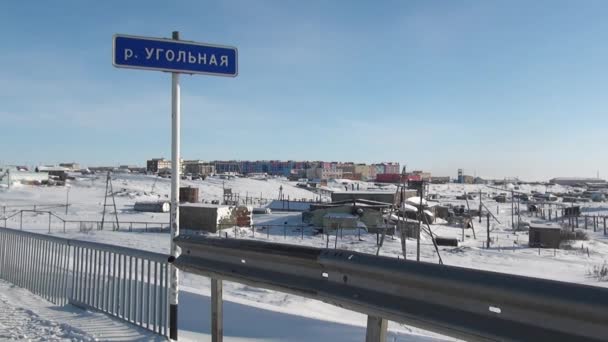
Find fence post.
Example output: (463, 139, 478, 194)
(211, 278, 223, 342)
(20, 211, 23, 230)
(365, 316, 387, 342)
(334, 226, 339, 249)
(594, 216, 597, 232)
(585, 217, 588, 230)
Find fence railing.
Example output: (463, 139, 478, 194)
(0, 227, 171, 337)
(1, 209, 169, 233)
(0, 228, 71, 305)
(174, 235, 608, 342)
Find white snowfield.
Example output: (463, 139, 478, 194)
(1, 174, 608, 341)
(0, 279, 163, 341)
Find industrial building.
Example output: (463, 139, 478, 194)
(306, 165, 343, 180)
(331, 190, 411, 205)
(183, 160, 215, 177)
(147, 158, 172, 173)
(411, 170, 432, 182)
(145, 158, 403, 180)
(35, 166, 69, 181)
(302, 199, 391, 231)
(59, 162, 80, 171)
(431, 176, 450, 184)
(549, 178, 606, 187)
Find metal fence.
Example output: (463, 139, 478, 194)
(0, 228, 71, 305)
(0, 227, 170, 337)
(1, 209, 169, 233)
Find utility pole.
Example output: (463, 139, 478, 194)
(100, 171, 119, 231)
(511, 190, 515, 229)
(486, 213, 490, 249)
(479, 189, 482, 223)
(65, 185, 70, 215)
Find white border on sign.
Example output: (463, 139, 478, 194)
(112, 34, 238, 77)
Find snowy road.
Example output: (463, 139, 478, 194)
(0, 280, 165, 341)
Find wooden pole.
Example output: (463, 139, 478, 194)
(486, 213, 490, 249)
(479, 189, 482, 223)
(462, 221, 465, 242)
(511, 191, 514, 229)
(594, 216, 597, 232)
(585, 216, 588, 230)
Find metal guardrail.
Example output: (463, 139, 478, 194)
(0, 227, 171, 337)
(174, 235, 608, 342)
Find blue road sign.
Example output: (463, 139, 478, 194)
(113, 34, 238, 77)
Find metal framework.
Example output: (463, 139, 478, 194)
(101, 171, 120, 231)
(0, 227, 170, 337)
(174, 236, 608, 342)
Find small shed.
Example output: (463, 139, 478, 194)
(304, 199, 390, 228)
(322, 213, 359, 233)
(529, 223, 561, 249)
(494, 194, 507, 203)
(396, 220, 419, 238)
(564, 206, 581, 217)
(434, 205, 451, 220)
(179, 186, 199, 203)
(180, 204, 252, 233)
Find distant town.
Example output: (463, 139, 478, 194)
(1, 158, 606, 188)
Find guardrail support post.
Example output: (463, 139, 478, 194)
(211, 278, 223, 342)
(365, 316, 387, 342)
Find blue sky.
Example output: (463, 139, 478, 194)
(1, 1, 607, 180)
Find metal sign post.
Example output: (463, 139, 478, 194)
(169, 31, 181, 341)
(112, 32, 238, 340)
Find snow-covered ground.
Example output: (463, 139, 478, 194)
(0, 279, 163, 341)
(1, 175, 608, 341)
